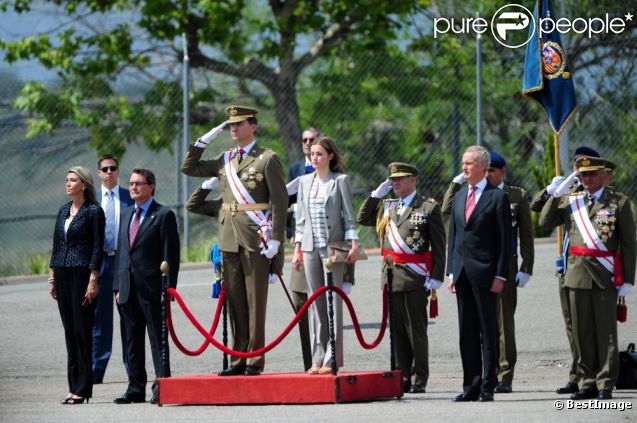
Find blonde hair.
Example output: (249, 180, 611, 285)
(68, 166, 97, 204)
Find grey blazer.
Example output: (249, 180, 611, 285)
(294, 171, 358, 251)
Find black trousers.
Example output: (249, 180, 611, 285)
(119, 274, 169, 397)
(55, 267, 95, 398)
(455, 270, 498, 394)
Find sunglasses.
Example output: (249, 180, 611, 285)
(129, 182, 149, 187)
(302, 138, 316, 144)
(100, 165, 118, 173)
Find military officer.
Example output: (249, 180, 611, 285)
(357, 162, 446, 394)
(539, 156, 636, 400)
(530, 146, 600, 395)
(181, 105, 288, 376)
(441, 151, 533, 393)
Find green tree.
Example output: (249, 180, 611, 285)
(0, 0, 425, 159)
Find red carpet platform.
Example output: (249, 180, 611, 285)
(158, 370, 403, 405)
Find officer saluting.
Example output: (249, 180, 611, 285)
(357, 162, 446, 394)
(539, 156, 636, 400)
(181, 105, 288, 376)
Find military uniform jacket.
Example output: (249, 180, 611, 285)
(357, 195, 446, 292)
(442, 182, 533, 279)
(186, 186, 222, 217)
(539, 187, 636, 289)
(181, 144, 288, 252)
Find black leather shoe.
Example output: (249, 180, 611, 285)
(93, 375, 104, 384)
(597, 389, 612, 400)
(244, 365, 263, 376)
(113, 394, 145, 404)
(556, 382, 578, 394)
(150, 392, 159, 404)
(494, 382, 512, 393)
(478, 392, 494, 402)
(453, 392, 479, 402)
(217, 365, 247, 376)
(570, 389, 598, 400)
(403, 382, 412, 393)
(408, 384, 426, 394)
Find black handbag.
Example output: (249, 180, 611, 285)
(616, 343, 637, 389)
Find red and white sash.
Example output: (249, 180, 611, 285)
(224, 150, 272, 241)
(383, 203, 430, 277)
(569, 194, 614, 274)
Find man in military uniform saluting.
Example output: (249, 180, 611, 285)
(357, 163, 446, 394)
(181, 105, 288, 376)
(441, 151, 534, 393)
(530, 146, 599, 395)
(539, 156, 636, 400)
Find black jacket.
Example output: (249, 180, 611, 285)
(50, 201, 105, 270)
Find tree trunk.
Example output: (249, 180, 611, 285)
(271, 79, 302, 164)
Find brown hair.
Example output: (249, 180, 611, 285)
(98, 154, 119, 168)
(68, 166, 97, 204)
(314, 136, 346, 173)
(131, 168, 156, 196)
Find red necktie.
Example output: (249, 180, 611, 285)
(129, 207, 142, 247)
(465, 186, 477, 222)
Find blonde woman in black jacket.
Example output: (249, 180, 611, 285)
(49, 166, 105, 404)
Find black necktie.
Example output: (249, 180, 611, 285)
(588, 194, 596, 207)
(238, 148, 245, 164)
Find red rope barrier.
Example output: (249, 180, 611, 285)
(166, 288, 226, 356)
(166, 284, 389, 357)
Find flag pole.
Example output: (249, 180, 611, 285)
(554, 131, 563, 255)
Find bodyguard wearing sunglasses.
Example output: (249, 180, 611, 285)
(94, 155, 133, 384)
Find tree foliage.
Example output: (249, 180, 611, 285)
(1, 0, 425, 158)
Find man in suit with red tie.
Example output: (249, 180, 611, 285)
(447, 145, 511, 402)
(113, 168, 180, 404)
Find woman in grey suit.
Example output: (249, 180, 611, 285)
(292, 137, 359, 375)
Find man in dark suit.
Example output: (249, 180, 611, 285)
(113, 168, 180, 404)
(286, 126, 319, 371)
(446, 145, 511, 402)
(94, 155, 134, 384)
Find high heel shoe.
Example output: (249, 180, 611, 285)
(306, 366, 320, 375)
(318, 366, 333, 375)
(61, 396, 88, 404)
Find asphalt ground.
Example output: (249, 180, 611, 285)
(0, 241, 635, 422)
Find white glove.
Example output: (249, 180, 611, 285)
(261, 239, 281, 259)
(452, 172, 466, 185)
(552, 172, 578, 197)
(447, 275, 454, 284)
(425, 278, 443, 290)
(342, 282, 352, 295)
(201, 177, 220, 190)
(618, 284, 632, 297)
(286, 177, 300, 195)
(371, 179, 393, 198)
(268, 273, 277, 285)
(194, 120, 228, 148)
(515, 272, 531, 288)
(545, 176, 565, 195)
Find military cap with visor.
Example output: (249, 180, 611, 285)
(225, 105, 259, 123)
(388, 162, 418, 178)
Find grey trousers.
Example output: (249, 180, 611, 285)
(303, 247, 344, 367)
